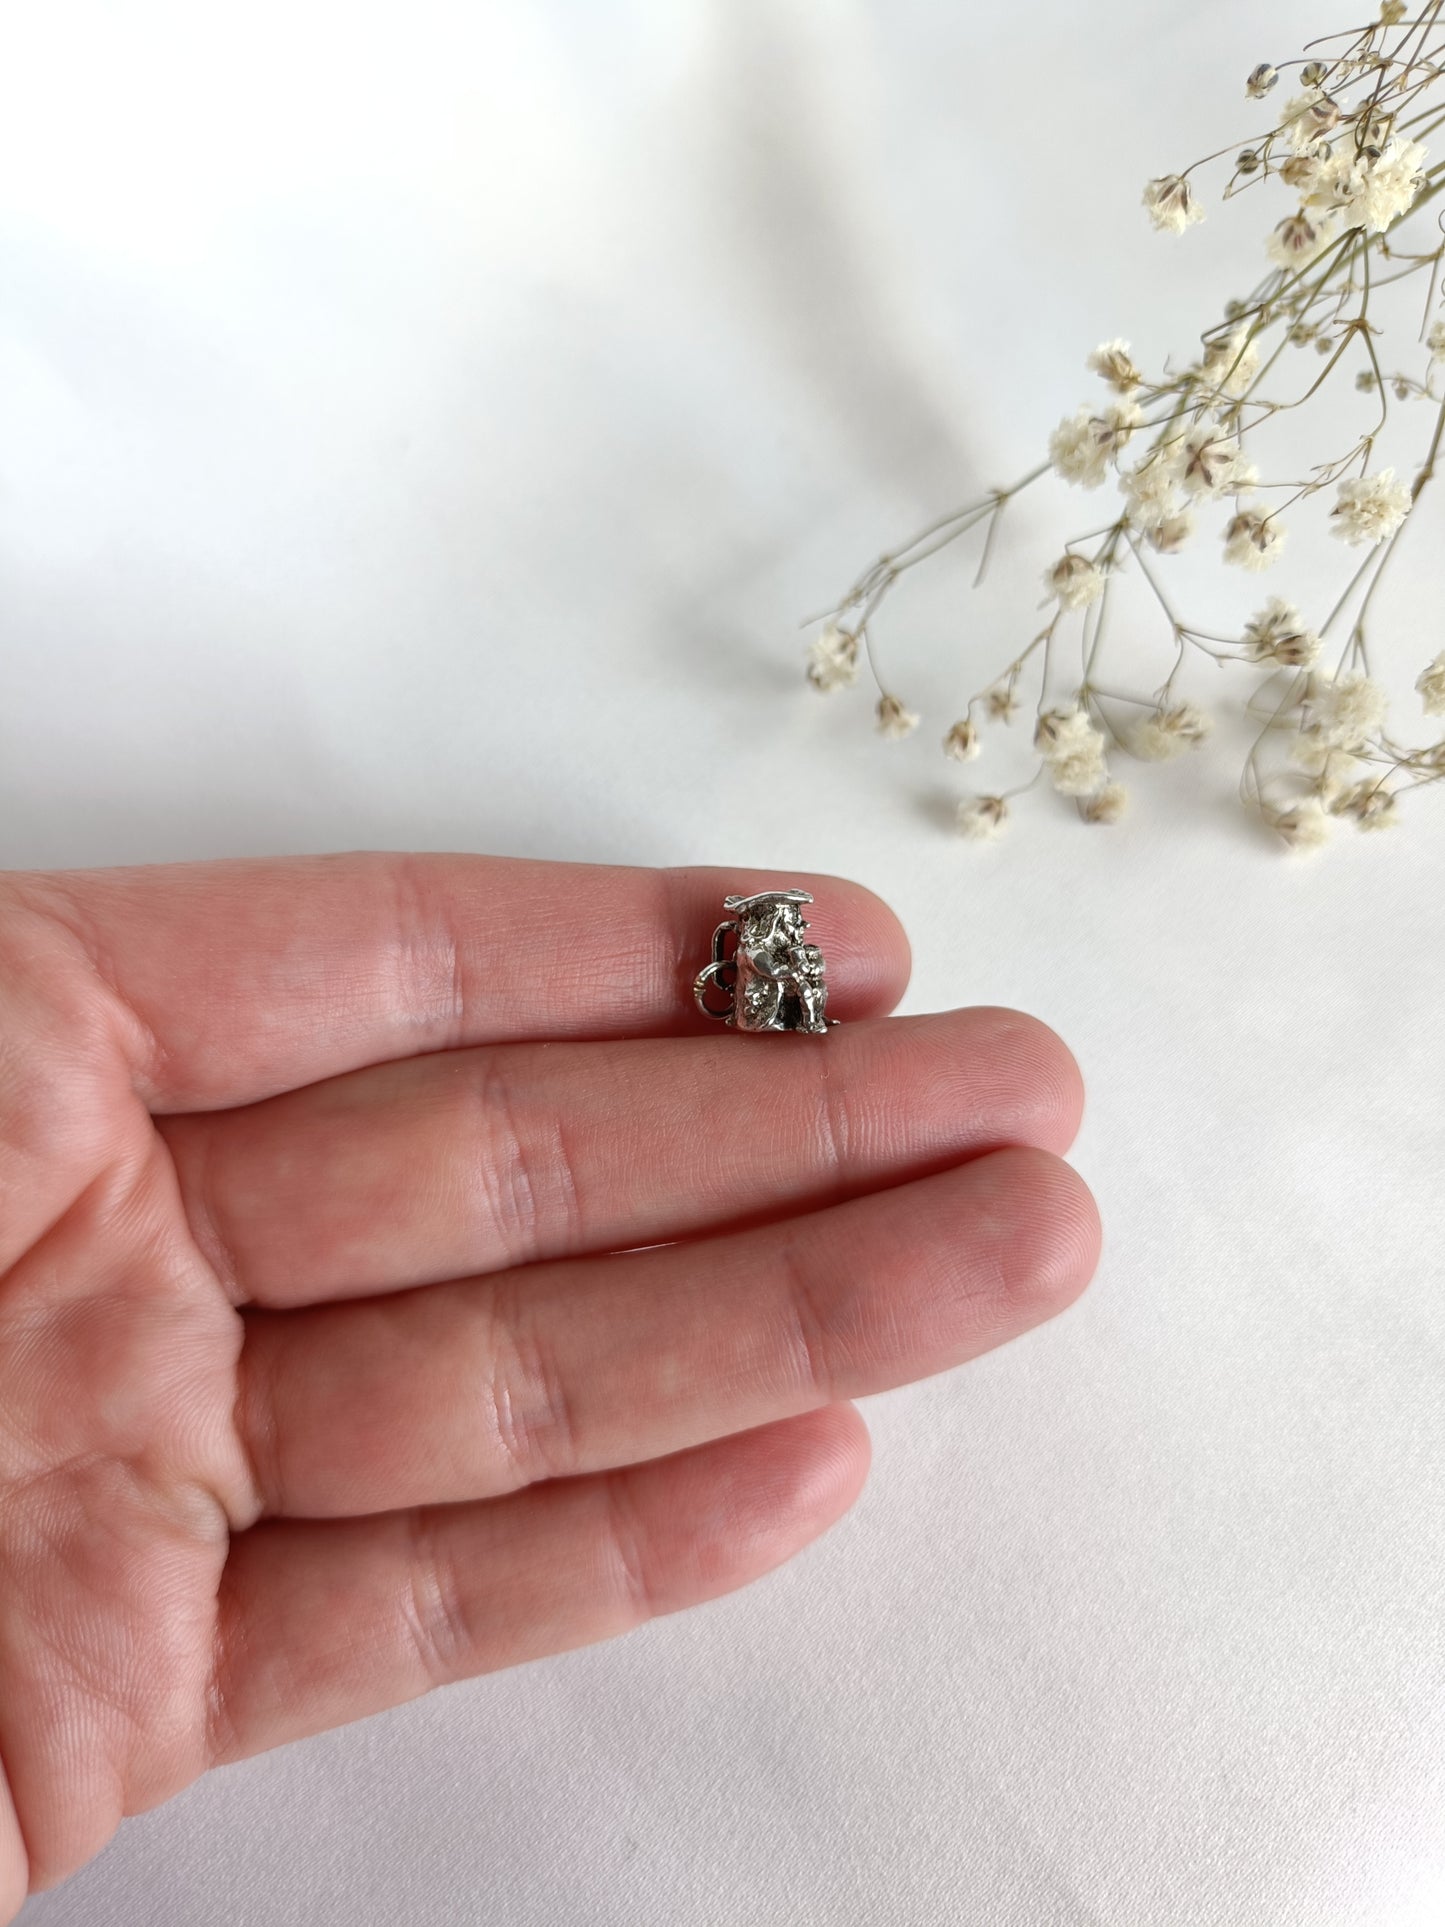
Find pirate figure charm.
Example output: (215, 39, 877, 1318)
(693, 889, 836, 1033)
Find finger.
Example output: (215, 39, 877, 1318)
(238, 1147, 1099, 1519)
(163, 1007, 1085, 1307)
(14, 855, 909, 1112)
(209, 1403, 869, 1764)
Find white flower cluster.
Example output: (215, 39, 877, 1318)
(1048, 401, 1145, 490)
(956, 794, 1009, 841)
(1330, 468, 1412, 545)
(806, 621, 861, 692)
(1266, 210, 1339, 271)
(1303, 671, 1388, 750)
(1263, 84, 1428, 268)
(1051, 335, 1297, 567)
(1202, 328, 1261, 398)
(943, 718, 981, 762)
(1123, 428, 1269, 557)
(875, 693, 920, 740)
(1143, 175, 1206, 234)
(1034, 706, 1113, 797)
(1043, 553, 1107, 610)
(1088, 339, 1144, 390)
(808, 27, 1445, 855)
(1241, 598, 1321, 667)
(1268, 800, 1332, 851)
(1223, 508, 1286, 571)
(1127, 701, 1213, 762)
(1417, 652, 1445, 716)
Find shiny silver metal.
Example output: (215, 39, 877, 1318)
(692, 889, 836, 1033)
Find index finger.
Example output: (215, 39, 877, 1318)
(14, 854, 910, 1111)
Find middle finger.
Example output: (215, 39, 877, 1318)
(164, 1008, 1083, 1307)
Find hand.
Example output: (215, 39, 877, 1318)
(0, 853, 1099, 1912)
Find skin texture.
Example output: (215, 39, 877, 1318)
(0, 853, 1101, 1913)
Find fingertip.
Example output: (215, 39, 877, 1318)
(790, 873, 910, 1020)
(787, 1401, 873, 1525)
(981, 1145, 1102, 1321)
(663, 1406, 871, 1603)
(966, 1007, 1087, 1153)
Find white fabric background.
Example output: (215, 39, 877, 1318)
(4, 2, 1445, 1921)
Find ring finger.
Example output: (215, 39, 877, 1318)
(236, 1144, 1100, 1520)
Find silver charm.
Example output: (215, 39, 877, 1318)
(693, 889, 836, 1033)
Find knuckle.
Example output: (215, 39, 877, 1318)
(776, 1236, 836, 1402)
(468, 1055, 583, 1267)
(602, 1473, 658, 1622)
(385, 853, 469, 1042)
(809, 1052, 853, 1193)
(469, 1058, 542, 1265)
(400, 1508, 474, 1689)
(486, 1283, 578, 1489)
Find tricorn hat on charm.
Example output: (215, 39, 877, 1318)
(692, 889, 837, 1033)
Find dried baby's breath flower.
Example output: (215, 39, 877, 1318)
(1128, 702, 1213, 761)
(1282, 89, 1342, 152)
(1048, 403, 1142, 489)
(1330, 468, 1412, 544)
(1143, 174, 1205, 233)
(943, 718, 981, 761)
(956, 794, 1009, 841)
(875, 693, 920, 740)
(1147, 510, 1196, 553)
(1049, 747, 1110, 796)
(1088, 339, 1143, 390)
(1044, 554, 1107, 609)
(807, 622, 860, 692)
(1416, 652, 1445, 715)
(1335, 138, 1430, 233)
(1307, 671, 1388, 748)
(804, 12, 1445, 850)
(1034, 707, 1098, 754)
(1121, 453, 1182, 529)
(1202, 327, 1261, 397)
(1336, 780, 1400, 828)
(1176, 425, 1240, 497)
(1223, 507, 1286, 570)
(1268, 799, 1331, 851)
(1279, 149, 1327, 194)
(1049, 409, 1110, 489)
(1035, 707, 1109, 796)
(1295, 739, 1366, 804)
(1267, 210, 1340, 268)
(1242, 598, 1321, 666)
(1081, 782, 1129, 823)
